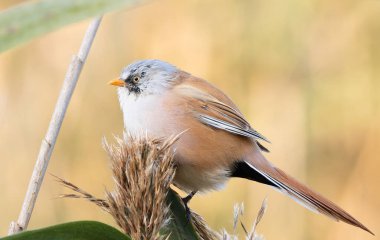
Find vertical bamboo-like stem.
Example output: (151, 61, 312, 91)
(8, 16, 103, 235)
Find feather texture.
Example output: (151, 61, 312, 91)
(243, 152, 374, 235)
(116, 61, 373, 235)
(172, 73, 373, 234)
(175, 82, 270, 143)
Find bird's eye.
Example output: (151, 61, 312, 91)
(133, 76, 140, 83)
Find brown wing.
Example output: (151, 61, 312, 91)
(174, 77, 270, 144)
(173, 74, 373, 234)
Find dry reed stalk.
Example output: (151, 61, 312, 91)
(8, 17, 103, 235)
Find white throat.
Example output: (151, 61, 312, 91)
(117, 88, 165, 136)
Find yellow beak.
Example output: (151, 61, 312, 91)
(108, 78, 125, 87)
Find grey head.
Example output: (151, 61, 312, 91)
(117, 59, 179, 96)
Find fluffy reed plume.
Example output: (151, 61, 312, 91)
(56, 134, 179, 240)
(54, 175, 110, 211)
(220, 199, 267, 240)
(190, 210, 220, 240)
(55, 133, 267, 240)
(103, 135, 178, 240)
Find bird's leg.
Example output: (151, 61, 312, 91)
(181, 191, 197, 222)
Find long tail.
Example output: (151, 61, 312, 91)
(232, 153, 374, 235)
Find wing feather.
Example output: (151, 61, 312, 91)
(175, 83, 270, 143)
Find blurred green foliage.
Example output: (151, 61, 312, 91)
(0, 0, 143, 52)
(1, 221, 131, 240)
(1, 191, 201, 240)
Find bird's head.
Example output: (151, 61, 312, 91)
(109, 59, 179, 97)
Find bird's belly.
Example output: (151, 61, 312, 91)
(173, 163, 230, 193)
(123, 106, 232, 192)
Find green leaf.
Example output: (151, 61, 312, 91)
(0, 0, 144, 52)
(1, 221, 131, 240)
(162, 189, 200, 240)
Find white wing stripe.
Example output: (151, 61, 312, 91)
(199, 114, 270, 143)
(244, 161, 320, 214)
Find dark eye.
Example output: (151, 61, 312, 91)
(133, 76, 140, 83)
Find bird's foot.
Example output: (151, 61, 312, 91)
(181, 191, 197, 223)
(184, 202, 192, 222)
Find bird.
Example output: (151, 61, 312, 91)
(109, 59, 373, 235)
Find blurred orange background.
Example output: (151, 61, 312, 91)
(0, 0, 379, 239)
